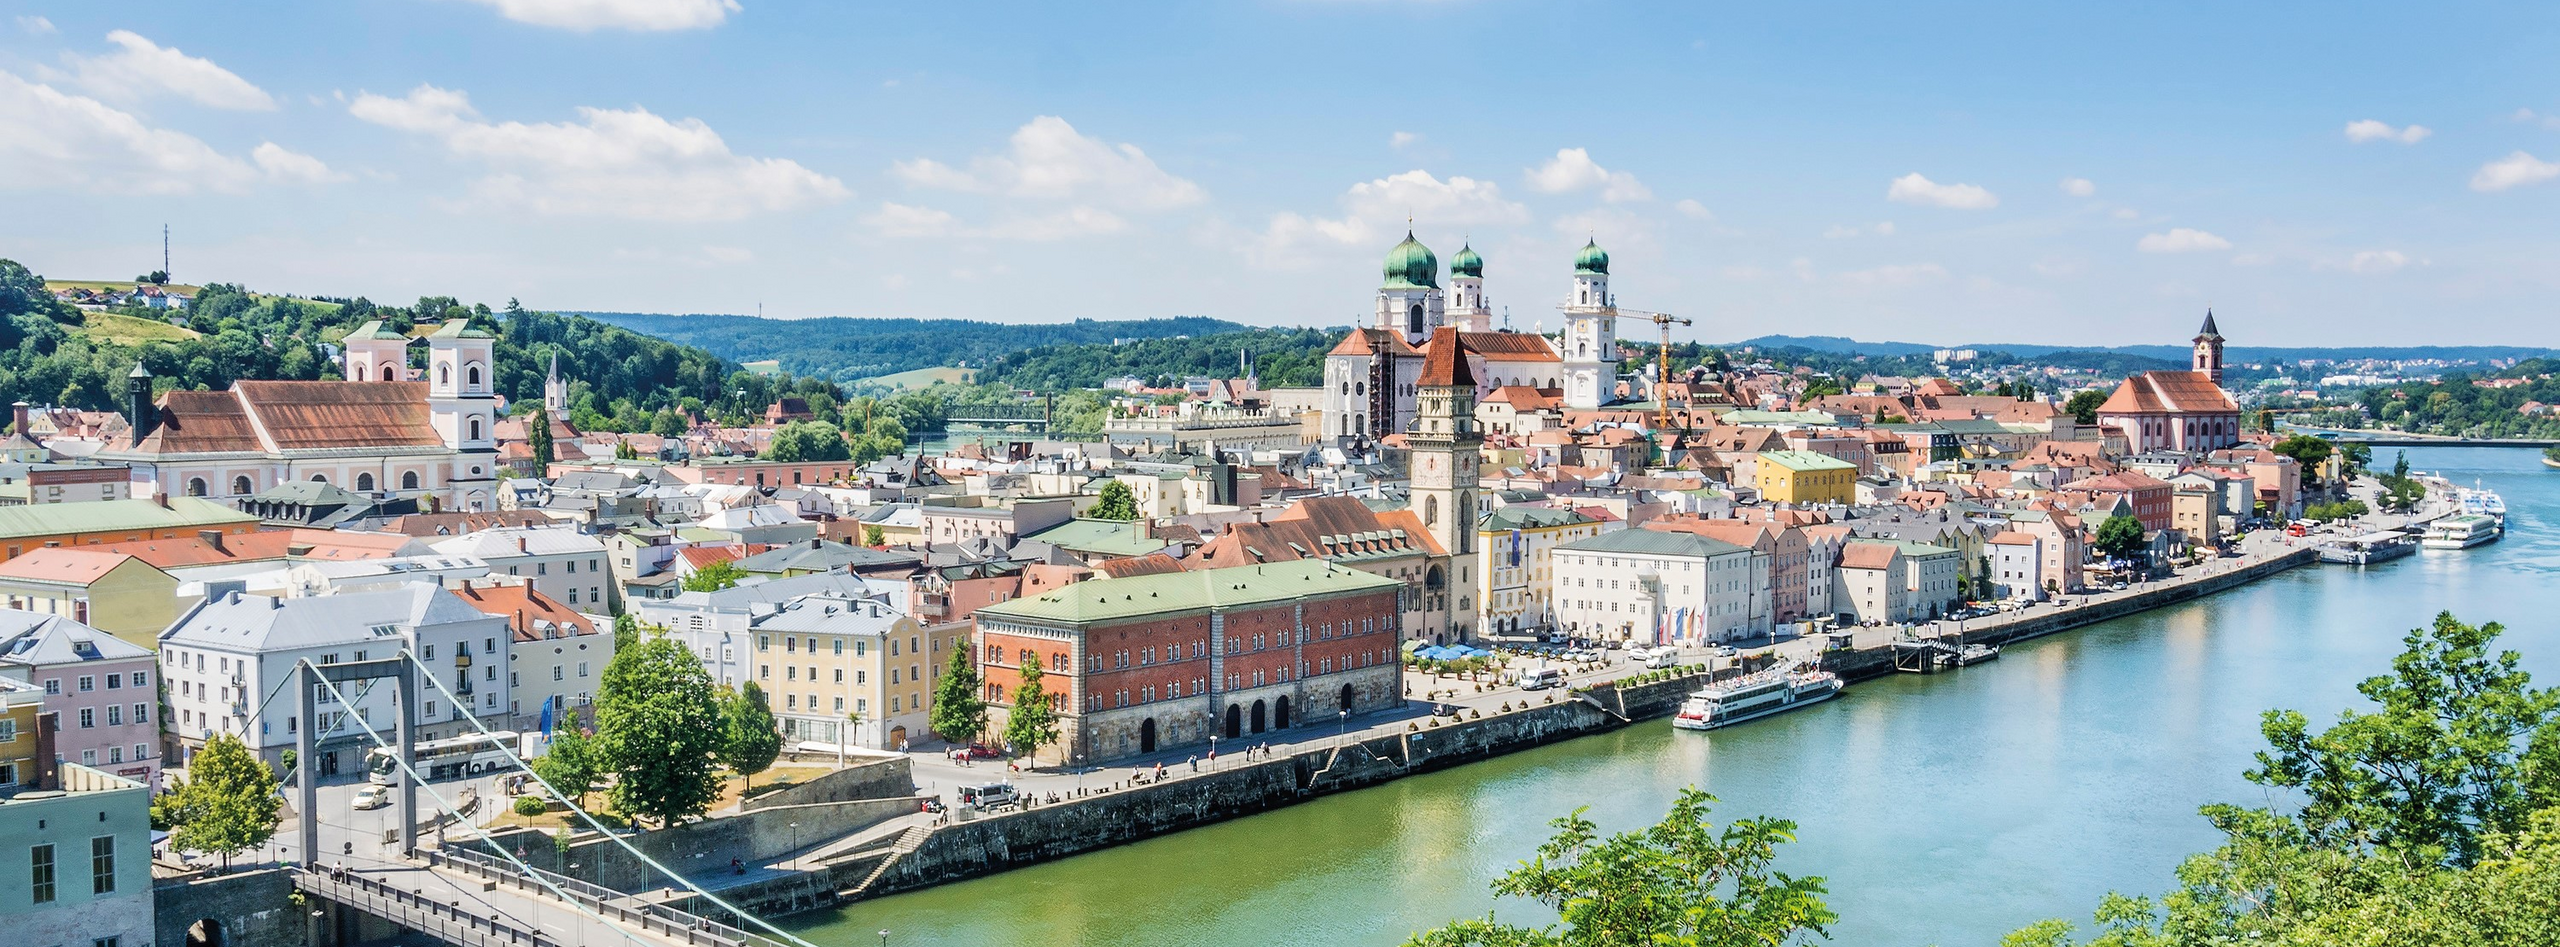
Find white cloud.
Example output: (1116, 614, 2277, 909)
(893, 115, 1203, 211)
(1391, 131, 1420, 150)
(1245, 169, 1526, 268)
(1835, 263, 1948, 286)
(454, 0, 740, 32)
(1886, 172, 1998, 209)
(0, 68, 261, 194)
(349, 84, 848, 220)
(16, 15, 55, 35)
(2060, 177, 2096, 197)
(2348, 249, 2408, 273)
(2470, 151, 2560, 192)
(2229, 252, 2275, 267)
(700, 245, 753, 264)
(2136, 228, 2232, 253)
(984, 207, 1128, 240)
(1823, 221, 1895, 239)
(63, 30, 276, 111)
(2112, 206, 2142, 220)
(1525, 147, 1651, 202)
(2343, 119, 2430, 144)
(860, 202, 960, 238)
(252, 142, 345, 183)
(2511, 108, 2560, 131)
(1673, 199, 1714, 220)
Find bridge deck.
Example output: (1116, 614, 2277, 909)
(294, 850, 783, 947)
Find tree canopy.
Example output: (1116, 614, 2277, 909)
(532, 725, 602, 808)
(1003, 655, 1060, 768)
(763, 420, 852, 462)
(719, 681, 784, 791)
(2065, 389, 2109, 425)
(930, 643, 987, 744)
(155, 733, 281, 870)
(595, 632, 726, 827)
(1088, 479, 1141, 521)
(2093, 513, 2148, 561)
(683, 559, 743, 592)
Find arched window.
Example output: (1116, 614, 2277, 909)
(468, 417, 483, 441)
(381, 361, 399, 381)
(437, 365, 450, 386)
(310, 474, 327, 484)
(232, 476, 252, 495)
(1407, 304, 1423, 336)
(353, 364, 368, 382)
(466, 364, 483, 389)
(1424, 495, 1438, 525)
(186, 478, 207, 497)
(356, 472, 376, 492)
(401, 471, 420, 490)
(1354, 382, 1365, 397)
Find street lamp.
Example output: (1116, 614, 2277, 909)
(880, 930, 891, 947)
(1337, 709, 1349, 748)
(1209, 734, 1219, 770)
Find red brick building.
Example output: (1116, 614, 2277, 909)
(972, 558, 1403, 764)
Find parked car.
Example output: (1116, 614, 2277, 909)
(1707, 644, 1739, 659)
(1519, 669, 1566, 691)
(351, 785, 391, 811)
(958, 782, 1019, 811)
(951, 744, 1004, 761)
(1431, 702, 1460, 717)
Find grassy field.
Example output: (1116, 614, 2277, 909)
(45, 278, 206, 296)
(853, 365, 976, 390)
(741, 359, 784, 375)
(81, 311, 200, 345)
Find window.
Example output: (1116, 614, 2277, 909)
(78, 675, 93, 692)
(133, 704, 148, 724)
(356, 472, 376, 492)
(91, 835, 115, 894)
(78, 708, 94, 729)
(576, 661, 587, 677)
(553, 666, 564, 681)
(30, 844, 54, 904)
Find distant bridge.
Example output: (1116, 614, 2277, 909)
(946, 400, 1052, 430)
(2317, 435, 2558, 448)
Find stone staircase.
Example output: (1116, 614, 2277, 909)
(837, 823, 935, 900)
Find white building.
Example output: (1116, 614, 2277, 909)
(1987, 532, 2045, 601)
(637, 572, 895, 692)
(1552, 529, 1762, 646)
(431, 526, 613, 611)
(157, 584, 512, 772)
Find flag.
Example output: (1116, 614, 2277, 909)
(538, 698, 554, 736)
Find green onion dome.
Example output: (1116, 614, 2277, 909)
(1449, 242, 1484, 279)
(1574, 238, 1609, 276)
(1382, 232, 1439, 289)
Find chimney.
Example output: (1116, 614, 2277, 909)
(10, 401, 25, 437)
(126, 363, 156, 447)
(516, 536, 528, 554)
(199, 529, 223, 552)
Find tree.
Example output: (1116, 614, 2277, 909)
(683, 558, 743, 592)
(2271, 434, 2336, 486)
(526, 408, 554, 473)
(1089, 479, 1140, 521)
(1003, 655, 1060, 769)
(763, 420, 852, 462)
(2258, 408, 2278, 433)
(930, 643, 987, 744)
(612, 613, 639, 652)
(2093, 513, 2148, 562)
(863, 523, 886, 547)
(594, 632, 725, 827)
(533, 726, 601, 808)
(2065, 389, 2109, 426)
(1405, 788, 1835, 947)
(157, 733, 281, 870)
(718, 681, 783, 793)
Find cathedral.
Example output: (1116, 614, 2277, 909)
(1320, 234, 1633, 445)
(2093, 311, 2242, 454)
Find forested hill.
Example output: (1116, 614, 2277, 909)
(579, 312, 1246, 382)
(978, 327, 1336, 391)
(0, 258, 832, 435)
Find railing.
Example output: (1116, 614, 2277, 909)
(432, 847, 793, 947)
(293, 865, 559, 947)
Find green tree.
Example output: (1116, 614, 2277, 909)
(2271, 434, 2336, 486)
(594, 632, 725, 827)
(533, 725, 602, 808)
(763, 420, 852, 462)
(1089, 479, 1140, 521)
(2258, 408, 2278, 433)
(612, 613, 639, 652)
(1406, 787, 1835, 947)
(863, 523, 886, 547)
(683, 558, 743, 592)
(2093, 513, 2148, 562)
(156, 733, 281, 870)
(718, 681, 784, 792)
(1003, 655, 1060, 769)
(527, 407, 554, 472)
(2065, 389, 2109, 425)
(930, 643, 987, 744)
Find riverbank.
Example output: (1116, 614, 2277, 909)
(680, 546, 2321, 922)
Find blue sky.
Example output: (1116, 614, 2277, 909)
(6, 1, 2559, 347)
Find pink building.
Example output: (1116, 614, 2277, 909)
(0, 611, 161, 789)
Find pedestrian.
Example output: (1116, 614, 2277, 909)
(1154, 762, 1165, 781)
(1187, 755, 1198, 773)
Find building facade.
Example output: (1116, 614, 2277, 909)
(1552, 529, 1763, 645)
(0, 612, 161, 788)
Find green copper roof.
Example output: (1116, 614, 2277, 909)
(1382, 232, 1439, 290)
(426, 320, 496, 340)
(975, 558, 1399, 626)
(1574, 238, 1610, 276)
(0, 497, 259, 542)
(1020, 517, 1168, 557)
(1449, 243, 1483, 278)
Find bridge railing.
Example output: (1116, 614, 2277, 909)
(294, 865, 560, 947)
(433, 847, 794, 947)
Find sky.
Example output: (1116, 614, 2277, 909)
(5, 0, 2560, 348)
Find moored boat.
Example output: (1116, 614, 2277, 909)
(2318, 530, 2417, 565)
(2421, 514, 2502, 550)
(1672, 666, 1843, 731)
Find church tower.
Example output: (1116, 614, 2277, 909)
(426, 320, 500, 510)
(543, 352, 569, 415)
(1376, 231, 1444, 346)
(2192, 309, 2225, 385)
(341, 321, 411, 382)
(1411, 327, 1481, 559)
(1560, 239, 1620, 410)
(1446, 243, 1491, 332)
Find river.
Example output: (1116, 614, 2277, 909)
(783, 446, 2560, 947)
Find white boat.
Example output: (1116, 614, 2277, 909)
(2459, 484, 2506, 523)
(2319, 530, 2417, 565)
(1671, 666, 1843, 731)
(2421, 514, 2502, 550)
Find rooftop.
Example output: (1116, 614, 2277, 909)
(978, 558, 1398, 626)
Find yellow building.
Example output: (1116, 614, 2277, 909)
(0, 549, 180, 652)
(1476, 506, 1602, 637)
(0, 678, 44, 791)
(1755, 450, 1859, 505)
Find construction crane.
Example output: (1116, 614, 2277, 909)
(1610, 308, 1694, 433)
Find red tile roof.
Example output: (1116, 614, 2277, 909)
(1451, 331, 1560, 362)
(2097, 371, 2237, 416)
(454, 582, 600, 641)
(0, 548, 145, 585)
(1416, 327, 1476, 388)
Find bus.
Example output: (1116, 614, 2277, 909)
(367, 731, 523, 785)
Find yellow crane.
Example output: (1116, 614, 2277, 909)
(1609, 308, 1694, 434)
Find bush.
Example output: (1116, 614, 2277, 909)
(512, 795, 548, 817)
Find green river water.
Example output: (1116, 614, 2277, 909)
(785, 446, 2560, 947)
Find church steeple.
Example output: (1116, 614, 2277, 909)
(2191, 309, 2226, 385)
(543, 352, 569, 415)
(1411, 327, 1481, 561)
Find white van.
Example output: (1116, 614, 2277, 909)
(958, 783, 1019, 811)
(1519, 668, 1565, 691)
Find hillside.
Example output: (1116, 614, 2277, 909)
(580, 312, 1245, 383)
(978, 327, 1334, 391)
(1732, 334, 2558, 365)
(1, 259, 818, 435)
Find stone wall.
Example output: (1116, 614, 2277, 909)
(155, 868, 305, 947)
(742, 755, 915, 811)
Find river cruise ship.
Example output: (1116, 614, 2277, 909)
(2319, 530, 2417, 565)
(2421, 514, 2502, 550)
(1672, 666, 1843, 731)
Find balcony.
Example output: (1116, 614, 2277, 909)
(454, 652, 473, 669)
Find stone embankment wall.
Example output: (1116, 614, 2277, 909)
(155, 867, 307, 947)
(474, 794, 924, 893)
(742, 755, 914, 811)
(864, 669, 1714, 899)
